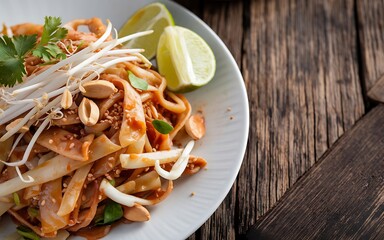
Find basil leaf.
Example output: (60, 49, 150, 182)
(94, 215, 105, 225)
(16, 226, 40, 240)
(96, 201, 123, 226)
(128, 71, 148, 90)
(152, 119, 174, 134)
(104, 201, 123, 224)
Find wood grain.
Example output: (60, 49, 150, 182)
(239, 0, 364, 235)
(197, 1, 244, 239)
(175, 0, 366, 239)
(357, 0, 384, 91)
(368, 74, 384, 103)
(175, 1, 245, 239)
(248, 104, 384, 239)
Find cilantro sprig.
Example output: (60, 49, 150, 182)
(0, 16, 68, 87)
(0, 35, 36, 87)
(32, 16, 68, 62)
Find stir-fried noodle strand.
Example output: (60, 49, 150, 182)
(0, 17, 207, 238)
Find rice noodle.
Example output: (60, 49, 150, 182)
(0, 135, 13, 172)
(120, 149, 183, 169)
(39, 177, 69, 234)
(67, 181, 99, 232)
(0, 134, 121, 197)
(57, 163, 93, 216)
(100, 178, 173, 207)
(154, 140, 194, 180)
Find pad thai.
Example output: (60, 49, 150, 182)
(0, 17, 207, 239)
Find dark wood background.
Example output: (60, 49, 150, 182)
(174, 0, 384, 239)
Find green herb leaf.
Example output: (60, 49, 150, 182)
(45, 44, 64, 57)
(109, 179, 116, 186)
(128, 71, 148, 90)
(0, 16, 67, 87)
(40, 16, 68, 45)
(152, 119, 174, 134)
(32, 45, 51, 62)
(32, 16, 68, 62)
(27, 207, 39, 219)
(13, 192, 20, 205)
(77, 40, 85, 50)
(16, 226, 40, 240)
(0, 35, 27, 87)
(103, 201, 123, 224)
(96, 201, 123, 226)
(13, 35, 37, 57)
(94, 215, 104, 225)
(33, 44, 66, 62)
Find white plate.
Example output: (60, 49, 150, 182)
(0, 1, 249, 239)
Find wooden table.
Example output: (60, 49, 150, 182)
(175, 0, 384, 239)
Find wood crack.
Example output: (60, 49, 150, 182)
(354, 0, 372, 111)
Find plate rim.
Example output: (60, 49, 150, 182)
(0, 0, 250, 239)
(165, 0, 250, 237)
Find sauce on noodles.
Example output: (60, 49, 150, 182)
(0, 17, 207, 239)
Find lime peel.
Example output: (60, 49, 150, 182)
(156, 26, 216, 93)
(118, 3, 175, 59)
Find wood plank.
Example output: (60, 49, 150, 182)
(248, 104, 384, 239)
(357, 0, 384, 91)
(177, 0, 365, 238)
(175, 1, 245, 239)
(191, 1, 244, 239)
(175, 0, 244, 65)
(368, 74, 384, 102)
(201, 0, 244, 65)
(179, 0, 365, 239)
(238, 0, 365, 235)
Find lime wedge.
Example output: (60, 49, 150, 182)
(156, 26, 216, 93)
(118, 3, 174, 59)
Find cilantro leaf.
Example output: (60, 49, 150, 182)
(33, 44, 66, 62)
(128, 71, 148, 90)
(32, 16, 68, 62)
(45, 44, 66, 60)
(0, 35, 17, 57)
(13, 35, 37, 56)
(40, 16, 68, 45)
(0, 58, 25, 87)
(0, 16, 68, 87)
(152, 119, 174, 134)
(0, 35, 27, 87)
(32, 45, 49, 62)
